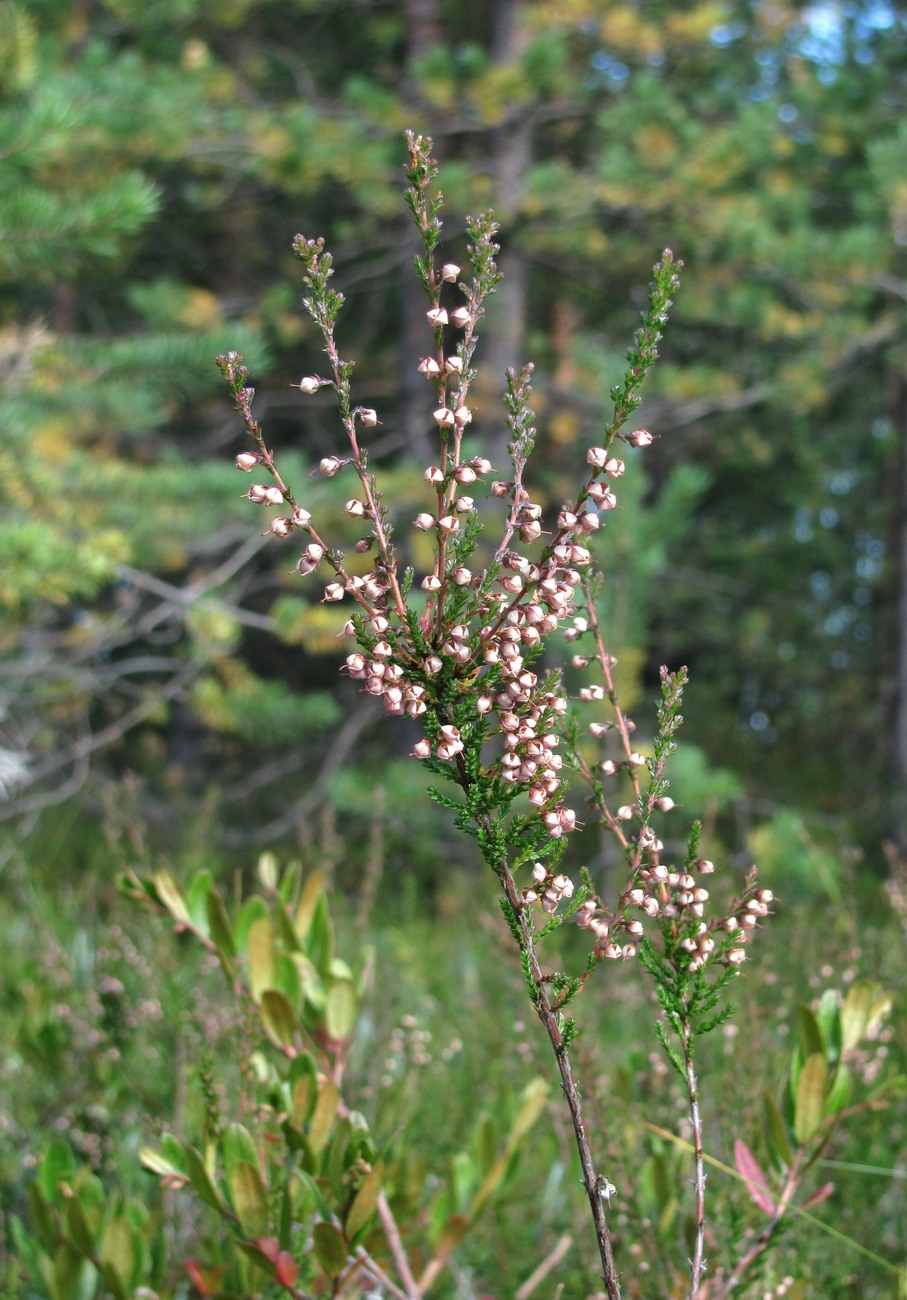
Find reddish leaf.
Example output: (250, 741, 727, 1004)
(184, 1259, 225, 1296)
(276, 1252, 299, 1287)
(804, 1181, 835, 1210)
(734, 1139, 777, 1215)
(254, 1236, 281, 1262)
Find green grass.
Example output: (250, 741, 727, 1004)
(1, 833, 904, 1298)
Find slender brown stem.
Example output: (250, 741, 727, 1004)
(682, 1020, 706, 1298)
(479, 812, 621, 1299)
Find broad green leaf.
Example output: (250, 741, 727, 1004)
(185, 1146, 225, 1214)
(825, 1061, 853, 1117)
(234, 896, 270, 954)
(312, 1220, 347, 1276)
(41, 1141, 76, 1205)
(187, 869, 214, 936)
(345, 1161, 384, 1242)
(248, 916, 275, 1003)
(260, 989, 298, 1049)
(63, 1196, 95, 1257)
(290, 1064, 317, 1127)
(292, 952, 326, 1010)
(306, 893, 334, 975)
(161, 1133, 187, 1173)
(278, 860, 300, 905)
(324, 976, 357, 1042)
(230, 1161, 269, 1237)
(761, 1090, 793, 1171)
(27, 1180, 58, 1252)
(794, 1052, 829, 1144)
(275, 952, 302, 1005)
(223, 1125, 259, 1184)
(52, 1242, 87, 1300)
(99, 1218, 136, 1296)
(816, 988, 841, 1063)
(206, 888, 236, 965)
(308, 1081, 339, 1156)
(277, 901, 302, 953)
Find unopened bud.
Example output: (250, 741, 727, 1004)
(319, 456, 343, 476)
(628, 429, 654, 447)
(358, 407, 378, 427)
(296, 376, 321, 395)
(449, 306, 470, 328)
(426, 307, 448, 327)
(441, 262, 461, 282)
(235, 452, 261, 472)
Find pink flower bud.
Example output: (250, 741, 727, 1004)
(426, 307, 448, 327)
(319, 456, 343, 476)
(358, 407, 378, 427)
(441, 262, 461, 282)
(605, 457, 625, 477)
(437, 515, 459, 534)
(452, 566, 472, 585)
(628, 429, 653, 447)
(455, 495, 474, 512)
(296, 376, 321, 394)
(445, 355, 464, 374)
(412, 738, 432, 758)
(418, 357, 441, 376)
(236, 452, 261, 471)
(656, 796, 675, 811)
(323, 582, 344, 602)
(293, 507, 311, 525)
(345, 499, 365, 517)
(269, 516, 292, 537)
(414, 512, 436, 530)
(449, 307, 470, 328)
(421, 574, 442, 591)
(491, 480, 511, 498)
(433, 406, 456, 428)
(424, 465, 444, 485)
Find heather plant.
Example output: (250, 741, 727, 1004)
(216, 132, 775, 1298)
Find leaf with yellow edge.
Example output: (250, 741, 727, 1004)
(308, 1081, 339, 1156)
(794, 1052, 829, 1144)
(247, 915, 275, 1003)
(260, 989, 298, 1050)
(295, 870, 326, 941)
(841, 980, 891, 1053)
(345, 1161, 384, 1241)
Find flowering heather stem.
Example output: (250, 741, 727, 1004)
(479, 810, 622, 1299)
